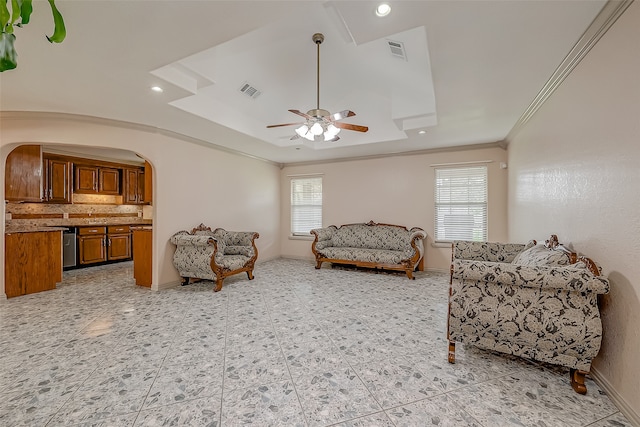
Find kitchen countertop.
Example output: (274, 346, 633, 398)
(5, 226, 69, 234)
(5, 220, 153, 234)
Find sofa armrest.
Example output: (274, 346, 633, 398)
(453, 241, 528, 263)
(452, 259, 610, 294)
(311, 226, 336, 251)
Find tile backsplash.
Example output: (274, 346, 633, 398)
(5, 202, 146, 227)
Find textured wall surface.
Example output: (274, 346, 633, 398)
(507, 2, 640, 421)
(281, 146, 509, 271)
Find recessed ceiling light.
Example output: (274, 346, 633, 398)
(151, 86, 163, 93)
(418, 130, 427, 135)
(375, 3, 391, 17)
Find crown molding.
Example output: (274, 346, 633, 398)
(0, 111, 283, 168)
(282, 141, 505, 168)
(506, 0, 634, 141)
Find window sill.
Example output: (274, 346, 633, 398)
(289, 235, 314, 241)
(431, 241, 454, 248)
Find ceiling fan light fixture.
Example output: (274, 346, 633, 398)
(310, 121, 324, 136)
(295, 124, 310, 137)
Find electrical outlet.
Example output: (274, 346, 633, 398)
(63, 212, 69, 219)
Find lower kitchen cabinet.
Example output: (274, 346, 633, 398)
(107, 226, 132, 260)
(5, 230, 63, 298)
(78, 225, 132, 265)
(78, 227, 107, 264)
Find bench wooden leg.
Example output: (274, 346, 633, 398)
(448, 341, 456, 364)
(570, 369, 588, 394)
(214, 278, 224, 292)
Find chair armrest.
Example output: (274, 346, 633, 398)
(452, 259, 610, 294)
(170, 233, 217, 247)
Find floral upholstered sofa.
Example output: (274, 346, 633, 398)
(170, 224, 259, 292)
(448, 235, 609, 394)
(310, 220, 427, 279)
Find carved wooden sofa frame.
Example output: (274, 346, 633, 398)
(170, 224, 259, 292)
(310, 220, 426, 279)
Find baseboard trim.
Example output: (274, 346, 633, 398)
(155, 280, 181, 291)
(591, 366, 640, 426)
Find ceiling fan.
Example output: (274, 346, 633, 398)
(267, 33, 368, 143)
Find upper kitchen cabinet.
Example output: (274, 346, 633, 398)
(43, 154, 72, 204)
(5, 145, 43, 202)
(144, 160, 153, 204)
(123, 167, 144, 204)
(74, 164, 120, 195)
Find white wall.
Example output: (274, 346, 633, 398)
(281, 146, 509, 271)
(1, 114, 281, 295)
(507, 2, 640, 422)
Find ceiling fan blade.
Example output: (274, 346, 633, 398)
(331, 110, 356, 121)
(266, 122, 303, 128)
(333, 122, 369, 133)
(288, 109, 313, 120)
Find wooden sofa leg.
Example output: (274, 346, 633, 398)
(214, 278, 224, 292)
(315, 261, 322, 270)
(406, 270, 415, 280)
(448, 341, 456, 364)
(246, 270, 254, 280)
(180, 277, 190, 286)
(570, 369, 588, 395)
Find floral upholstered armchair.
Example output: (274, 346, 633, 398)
(169, 224, 259, 292)
(448, 235, 609, 394)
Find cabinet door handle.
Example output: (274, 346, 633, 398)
(108, 238, 112, 247)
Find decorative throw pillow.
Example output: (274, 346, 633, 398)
(511, 240, 537, 264)
(512, 244, 571, 267)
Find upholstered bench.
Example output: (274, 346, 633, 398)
(310, 220, 426, 279)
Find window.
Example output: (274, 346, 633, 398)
(291, 176, 322, 236)
(434, 166, 487, 242)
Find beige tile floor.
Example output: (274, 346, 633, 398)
(0, 258, 631, 426)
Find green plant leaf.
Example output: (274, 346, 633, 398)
(20, 0, 32, 25)
(1, 0, 11, 32)
(45, 0, 65, 43)
(10, 0, 20, 25)
(0, 31, 17, 71)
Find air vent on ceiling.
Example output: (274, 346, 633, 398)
(239, 82, 262, 99)
(387, 40, 407, 61)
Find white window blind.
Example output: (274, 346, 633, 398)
(434, 166, 488, 242)
(291, 176, 322, 236)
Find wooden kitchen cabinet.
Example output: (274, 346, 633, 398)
(107, 225, 131, 260)
(78, 225, 132, 265)
(123, 167, 145, 204)
(5, 230, 62, 298)
(43, 154, 72, 203)
(99, 168, 120, 194)
(144, 160, 152, 204)
(4, 145, 43, 202)
(133, 227, 152, 287)
(78, 227, 107, 264)
(74, 165, 120, 195)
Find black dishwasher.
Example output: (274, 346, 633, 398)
(63, 227, 77, 269)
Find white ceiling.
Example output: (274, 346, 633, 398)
(0, 1, 607, 164)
